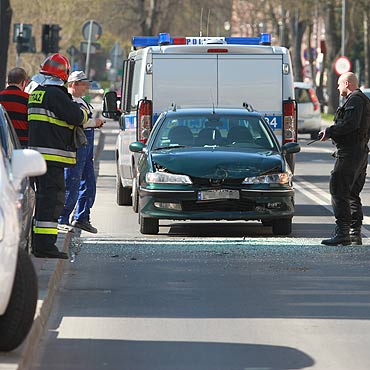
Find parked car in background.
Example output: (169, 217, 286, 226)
(129, 107, 300, 236)
(361, 87, 370, 99)
(0, 131, 46, 350)
(294, 82, 321, 139)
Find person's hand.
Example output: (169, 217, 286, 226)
(319, 129, 328, 141)
(95, 118, 105, 128)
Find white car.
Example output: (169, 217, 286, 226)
(294, 82, 322, 139)
(0, 148, 46, 351)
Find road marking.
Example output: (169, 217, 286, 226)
(294, 176, 370, 238)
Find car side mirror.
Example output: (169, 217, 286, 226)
(11, 149, 47, 191)
(129, 141, 146, 153)
(102, 91, 120, 119)
(282, 142, 300, 155)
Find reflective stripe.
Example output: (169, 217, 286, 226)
(42, 154, 76, 165)
(34, 221, 58, 228)
(29, 146, 76, 159)
(28, 113, 75, 129)
(33, 226, 58, 235)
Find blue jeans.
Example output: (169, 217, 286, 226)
(58, 129, 96, 224)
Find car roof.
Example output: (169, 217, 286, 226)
(164, 107, 262, 118)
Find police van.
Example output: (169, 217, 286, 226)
(103, 32, 297, 207)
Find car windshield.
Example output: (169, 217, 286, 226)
(152, 114, 277, 150)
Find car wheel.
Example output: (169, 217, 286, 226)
(132, 176, 139, 213)
(139, 214, 159, 235)
(116, 165, 132, 206)
(272, 218, 292, 236)
(0, 248, 38, 351)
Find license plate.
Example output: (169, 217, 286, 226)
(197, 189, 240, 201)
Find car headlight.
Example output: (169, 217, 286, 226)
(146, 172, 192, 184)
(243, 172, 292, 185)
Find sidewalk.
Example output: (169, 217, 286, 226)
(0, 128, 104, 370)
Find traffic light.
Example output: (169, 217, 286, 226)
(50, 24, 61, 53)
(14, 23, 35, 54)
(41, 24, 50, 54)
(41, 24, 61, 54)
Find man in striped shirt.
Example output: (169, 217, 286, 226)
(0, 67, 29, 148)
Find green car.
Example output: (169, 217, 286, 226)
(130, 108, 300, 235)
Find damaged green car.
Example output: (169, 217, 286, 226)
(130, 108, 300, 235)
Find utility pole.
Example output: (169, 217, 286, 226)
(341, 0, 346, 56)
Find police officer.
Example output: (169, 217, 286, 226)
(28, 54, 89, 259)
(319, 72, 370, 246)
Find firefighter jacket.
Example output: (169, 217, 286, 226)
(28, 85, 89, 167)
(326, 89, 370, 152)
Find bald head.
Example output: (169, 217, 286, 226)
(337, 72, 359, 98)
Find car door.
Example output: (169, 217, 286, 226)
(0, 106, 35, 249)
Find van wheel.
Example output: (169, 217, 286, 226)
(132, 177, 139, 213)
(116, 167, 132, 206)
(140, 215, 159, 235)
(272, 218, 292, 236)
(0, 248, 38, 351)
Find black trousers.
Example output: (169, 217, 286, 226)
(33, 165, 65, 252)
(330, 148, 368, 230)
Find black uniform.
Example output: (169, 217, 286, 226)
(28, 84, 88, 258)
(325, 89, 370, 235)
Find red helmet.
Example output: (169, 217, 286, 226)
(40, 53, 71, 82)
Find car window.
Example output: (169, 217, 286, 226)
(295, 87, 311, 103)
(152, 115, 277, 150)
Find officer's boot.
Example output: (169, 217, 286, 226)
(350, 226, 362, 245)
(321, 225, 351, 246)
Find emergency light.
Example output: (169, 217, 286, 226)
(132, 33, 272, 48)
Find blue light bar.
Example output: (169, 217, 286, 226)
(132, 36, 160, 47)
(225, 37, 260, 45)
(260, 33, 272, 45)
(132, 33, 272, 48)
(158, 32, 170, 45)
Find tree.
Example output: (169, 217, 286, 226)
(0, 0, 12, 89)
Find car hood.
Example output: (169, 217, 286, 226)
(151, 147, 284, 179)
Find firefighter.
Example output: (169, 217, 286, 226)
(28, 53, 89, 259)
(319, 72, 370, 246)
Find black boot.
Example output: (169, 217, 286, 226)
(350, 227, 362, 245)
(321, 226, 351, 246)
(32, 246, 68, 259)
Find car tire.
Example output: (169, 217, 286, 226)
(116, 165, 132, 206)
(132, 176, 139, 213)
(140, 215, 159, 235)
(272, 218, 292, 236)
(0, 248, 38, 351)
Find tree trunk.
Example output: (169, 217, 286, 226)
(0, 0, 12, 89)
(323, 1, 341, 114)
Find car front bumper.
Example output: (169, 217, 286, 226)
(139, 187, 295, 221)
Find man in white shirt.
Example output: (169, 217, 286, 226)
(58, 71, 104, 233)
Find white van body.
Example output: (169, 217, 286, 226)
(115, 35, 296, 205)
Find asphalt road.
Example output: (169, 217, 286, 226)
(30, 121, 370, 370)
